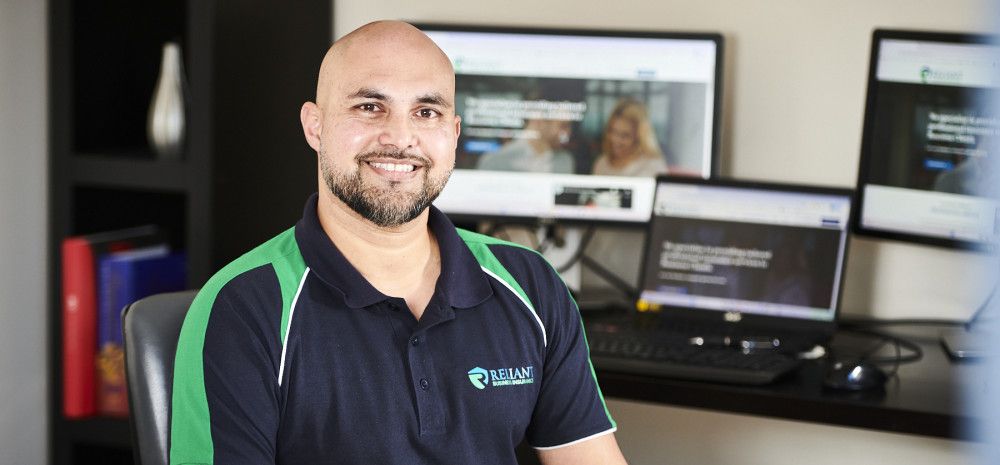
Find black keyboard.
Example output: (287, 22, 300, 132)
(587, 328, 802, 385)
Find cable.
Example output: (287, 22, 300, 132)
(832, 326, 924, 371)
(580, 255, 639, 300)
(965, 280, 998, 330)
(481, 223, 637, 300)
(553, 226, 595, 273)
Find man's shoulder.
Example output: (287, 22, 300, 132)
(195, 227, 304, 306)
(455, 228, 560, 288)
(456, 228, 538, 257)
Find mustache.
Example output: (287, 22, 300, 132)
(355, 150, 432, 167)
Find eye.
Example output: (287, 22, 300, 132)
(357, 102, 381, 113)
(416, 108, 440, 119)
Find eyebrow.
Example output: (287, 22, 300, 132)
(348, 87, 389, 101)
(347, 88, 452, 109)
(416, 93, 452, 109)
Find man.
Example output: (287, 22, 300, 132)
(170, 21, 627, 465)
(477, 118, 576, 173)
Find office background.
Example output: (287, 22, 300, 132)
(0, 0, 996, 463)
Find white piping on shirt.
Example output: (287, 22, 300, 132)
(278, 267, 310, 386)
(480, 266, 547, 348)
(531, 427, 618, 450)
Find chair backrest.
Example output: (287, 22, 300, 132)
(122, 290, 198, 465)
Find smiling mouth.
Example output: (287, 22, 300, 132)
(368, 161, 416, 173)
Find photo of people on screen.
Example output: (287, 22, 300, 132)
(455, 75, 710, 177)
(591, 99, 667, 177)
(477, 118, 575, 173)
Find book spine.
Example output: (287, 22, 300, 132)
(61, 238, 97, 418)
(97, 258, 130, 416)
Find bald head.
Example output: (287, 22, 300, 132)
(315, 21, 455, 108)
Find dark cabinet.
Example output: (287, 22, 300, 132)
(48, 1, 330, 462)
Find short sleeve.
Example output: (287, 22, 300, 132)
(170, 265, 284, 465)
(524, 263, 616, 449)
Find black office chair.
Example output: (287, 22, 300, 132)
(122, 290, 198, 465)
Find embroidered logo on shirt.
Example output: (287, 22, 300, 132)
(467, 366, 534, 390)
(468, 367, 490, 389)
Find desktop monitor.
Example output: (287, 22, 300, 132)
(419, 24, 723, 223)
(853, 29, 999, 251)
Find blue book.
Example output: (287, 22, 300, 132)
(96, 246, 186, 415)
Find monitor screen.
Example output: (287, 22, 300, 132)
(420, 25, 723, 223)
(854, 29, 999, 250)
(638, 178, 853, 323)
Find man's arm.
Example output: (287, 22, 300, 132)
(537, 432, 628, 465)
(171, 269, 283, 465)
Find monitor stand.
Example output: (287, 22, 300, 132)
(939, 284, 997, 360)
(476, 223, 636, 313)
(539, 226, 583, 292)
(477, 223, 583, 291)
(940, 326, 994, 359)
(546, 226, 636, 313)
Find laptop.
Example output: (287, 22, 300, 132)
(587, 176, 854, 384)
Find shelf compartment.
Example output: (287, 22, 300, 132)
(70, 155, 192, 191)
(71, 0, 188, 155)
(61, 417, 132, 449)
(70, 186, 187, 252)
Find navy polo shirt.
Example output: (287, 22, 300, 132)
(169, 194, 616, 465)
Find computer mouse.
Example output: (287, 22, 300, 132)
(823, 360, 888, 391)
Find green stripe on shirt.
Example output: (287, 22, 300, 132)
(170, 227, 305, 465)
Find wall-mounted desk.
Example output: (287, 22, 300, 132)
(593, 326, 982, 440)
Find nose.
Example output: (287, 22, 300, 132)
(378, 112, 417, 150)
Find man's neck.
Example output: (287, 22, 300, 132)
(528, 138, 553, 157)
(316, 191, 441, 320)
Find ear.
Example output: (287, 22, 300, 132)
(454, 114, 461, 140)
(300, 101, 323, 152)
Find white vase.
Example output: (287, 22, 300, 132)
(147, 42, 186, 159)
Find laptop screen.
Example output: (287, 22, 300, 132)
(637, 178, 852, 323)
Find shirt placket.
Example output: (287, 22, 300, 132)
(384, 296, 454, 436)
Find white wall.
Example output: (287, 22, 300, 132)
(334, 1, 995, 464)
(336, 0, 997, 321)
(0, 0, 48, 464)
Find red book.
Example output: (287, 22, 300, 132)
(61, 226, 162, 418)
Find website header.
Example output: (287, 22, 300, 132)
(654, 184, 851, 230)
(424, 30, 718, 83)
(876, 38, 1000, 88)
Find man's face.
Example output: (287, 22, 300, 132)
(316, 41, 460, 228)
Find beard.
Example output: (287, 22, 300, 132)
(320, 144, 452, 228)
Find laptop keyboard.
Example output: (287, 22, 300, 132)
(586, 325, 803, 385)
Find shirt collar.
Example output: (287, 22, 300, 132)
(294, 193, 493, 309)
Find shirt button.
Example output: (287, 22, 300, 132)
(419, 378, 429, 390)
(410, 336, 420, 346)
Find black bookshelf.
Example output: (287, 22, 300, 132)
(48, 1, 330, 463)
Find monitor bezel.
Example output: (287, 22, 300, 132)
(640, 175, 855, 336)
(852, 28, 997, 251)
(416, 22, 725, 225)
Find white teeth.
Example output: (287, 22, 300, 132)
(370, 162, 415, 173)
